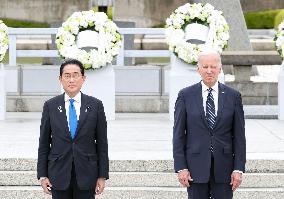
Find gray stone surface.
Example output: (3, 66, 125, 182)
(1, 171, 284, 188)
(114, 21, 135, 66)
(0, 111, 283, 198)
(113, 0, 188, 27)
(240, 0, 284, 13)
(0, 113, 284, 160)
(116, 96, 168, 113)
(251, 39, 276, 51)
(192, 0, 251, 51)
(6, 95, 280, 112)
(0, 0, 89, 24)
(0, 186, 283, 199)
(221, 51, 282, 65)
(226, 82, 278, 105)
(1, 159, 284, 173)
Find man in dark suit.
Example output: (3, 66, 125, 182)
(37, 59, 109, 199)
(173, 51, 246, 199)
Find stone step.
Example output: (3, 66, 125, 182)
(0, 171, 283, 188)
(0, 186, 283, 199)
(1, 159, 284, 173)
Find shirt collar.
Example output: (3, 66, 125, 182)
(201, 81, 219, 93)
(64, 92, 81, 103)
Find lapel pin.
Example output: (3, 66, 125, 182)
(222, 91, 225, 94)
(85, 106, 90, 112)
(58, 106, 62, 112)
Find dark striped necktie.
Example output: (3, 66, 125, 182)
(206, 88, 216, 130)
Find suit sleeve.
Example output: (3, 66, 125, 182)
(233, 93, 246, 172)
(173, 90, 188, 172)
(96, 100, 109, 179)
(37, 101, 52, 179)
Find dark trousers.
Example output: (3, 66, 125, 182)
(52, 163, 95, 199)
(187, 156, 233, 199)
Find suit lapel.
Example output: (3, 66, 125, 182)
(195, 82, 208, 127)
(215, 83, 226, 128)
(74, 93, 90, 138)
(56, 94, 71, 139)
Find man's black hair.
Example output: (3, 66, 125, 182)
(60, 59, 85, 76)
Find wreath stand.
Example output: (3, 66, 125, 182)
(279, 62, 284, 120)
(0, 63, 6, 120)
(81, 64, 115, 121)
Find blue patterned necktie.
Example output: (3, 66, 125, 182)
(69, 99, 78, 139)
(206, 88, 216, 130)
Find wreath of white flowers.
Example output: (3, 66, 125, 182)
(275, 21, 284, 59)
(0, 20, 9, 62)
(56, 10, 122, 69)
(165, 3, 229, 65)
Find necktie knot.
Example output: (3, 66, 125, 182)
(69, 98, 75, 105)
(208, 88, 213, 94)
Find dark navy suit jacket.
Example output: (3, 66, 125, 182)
(37, 93, 109, 190)
(173, 82, 246, 183)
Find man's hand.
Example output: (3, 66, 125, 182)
(178, 170, 193, 187)
(95, 178, 106, 195)
(40, 178, 52, 195)
(230, 171, 243, 191)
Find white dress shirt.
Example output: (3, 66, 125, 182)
(64, 92, 81, 130)
(201, 81, 218, 116)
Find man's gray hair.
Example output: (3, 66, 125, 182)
(197, 49, 222, 67)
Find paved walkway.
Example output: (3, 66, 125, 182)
(0, 112, 284, 160)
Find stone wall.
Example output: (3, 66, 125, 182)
(240, 0, 284, 13)
(105, 0, 188, 27)
(0, 0, 89, 24)
(0, 0, 187, 27)
(0, 0, 283, 26)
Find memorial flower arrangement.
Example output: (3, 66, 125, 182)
(0, 20, 9, 62)
(275, 21, 284, 59)
(165, 3, 229, 64)
(56, 10, 122, 69)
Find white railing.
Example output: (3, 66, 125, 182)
(8, 28, 170, 66)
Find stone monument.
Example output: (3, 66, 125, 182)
(192, 0, 255, 78)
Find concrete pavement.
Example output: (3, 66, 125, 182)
(0, 112, 284, 160)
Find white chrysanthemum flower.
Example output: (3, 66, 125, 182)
(56, 11, 122, 69)
(0, 20, 8, 62)
(165, 3, 229, 64)
(275, 21, 284, 59)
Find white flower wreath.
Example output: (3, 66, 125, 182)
(56, 10, 122, 69)
(0, 20, 9, 62)
(275, 21, 284, 60)
(165, 3, 229, 64)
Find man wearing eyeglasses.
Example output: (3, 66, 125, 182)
(37, 59, 109, 199)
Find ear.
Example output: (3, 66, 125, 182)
(59, 76, 62, 84)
